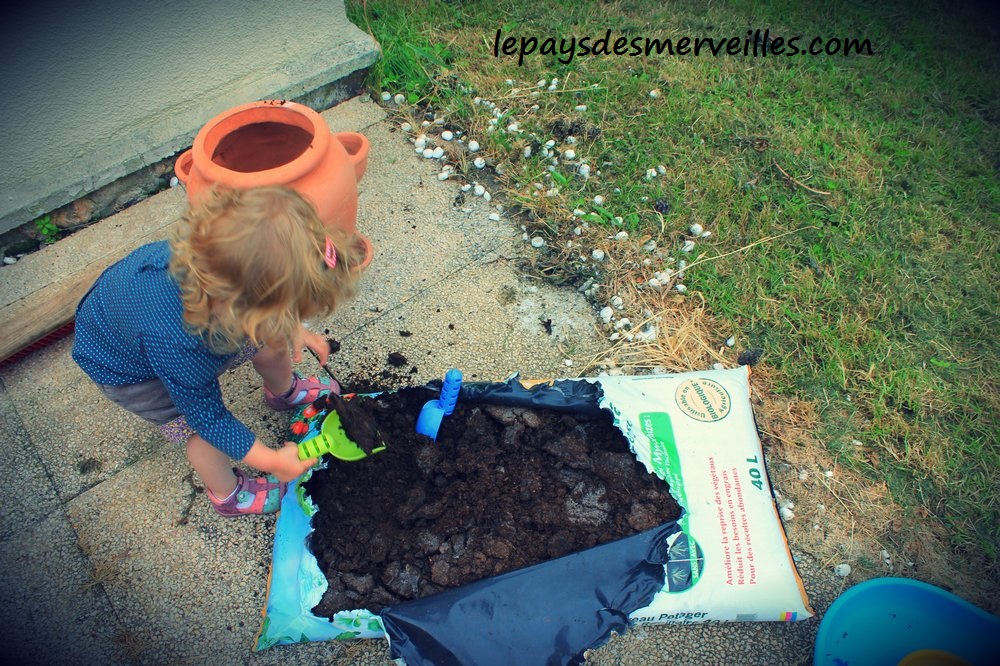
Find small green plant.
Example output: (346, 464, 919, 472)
(34, 215, 58, 244)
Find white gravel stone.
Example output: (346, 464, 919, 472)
(599, 306, 614, 323)
(441, 130, 453, 141)
(635, 325, 657, 342)
(591, 249, 606, 261)
(690, 223, 704, 236)
(834, 563, 852, 577)
(530, 236, 546, 248)
(468, 140, 481, 152)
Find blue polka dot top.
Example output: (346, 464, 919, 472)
(72, 241, 256, 459)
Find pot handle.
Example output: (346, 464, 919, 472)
(174, 149, 194, 185)
(333, 132, 370, 183)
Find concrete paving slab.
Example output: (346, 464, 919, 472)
(65, 444, 276, 663)
(1, 511, 121, 665)
(0, 379, 61, 540)
(327, 101, 518, 321)
(328, 262, 604, 388)
(2, 335, 164, 501)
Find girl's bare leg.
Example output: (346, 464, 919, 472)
(251, 342, 293, 395)
(186, 435, 238, 498)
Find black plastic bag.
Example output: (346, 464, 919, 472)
(380, 522, 679, 666)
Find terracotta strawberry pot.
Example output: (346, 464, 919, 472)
(174, 100, 373, 271)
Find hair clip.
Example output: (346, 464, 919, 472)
(324, 237, 337, 269)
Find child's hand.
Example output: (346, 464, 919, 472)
(244, 440, 316, 482)
(291, 324, 330, 365)
(271, 442, 317, 482)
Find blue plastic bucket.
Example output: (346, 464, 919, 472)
(814, 577, 1000, 665)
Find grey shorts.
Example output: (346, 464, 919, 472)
(96, 341, 259, 427)
(97, 378, 183, 426)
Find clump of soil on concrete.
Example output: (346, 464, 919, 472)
(303, 387, 681, 617)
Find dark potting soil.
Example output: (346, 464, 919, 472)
(303, 387, 682, 617)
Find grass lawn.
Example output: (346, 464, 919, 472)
(348, 0, 999, 608)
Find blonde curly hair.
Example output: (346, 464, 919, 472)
(170, 185, 361, 353)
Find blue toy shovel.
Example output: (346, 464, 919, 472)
(415, 369, 463, 441)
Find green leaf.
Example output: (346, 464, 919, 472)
(592, 205, 615, 221)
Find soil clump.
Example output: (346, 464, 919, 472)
(303, 387, 681, 617)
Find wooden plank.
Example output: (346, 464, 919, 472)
(0, 263, 108, 361)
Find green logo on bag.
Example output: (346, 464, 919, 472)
(674, 378, 731, 422)
(640, 411, 688, 529)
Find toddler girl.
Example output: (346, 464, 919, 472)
(72, 185, 361, 516)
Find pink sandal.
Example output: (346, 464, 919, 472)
(208, 468, 287, 517)
(263, 372, 341, 411)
